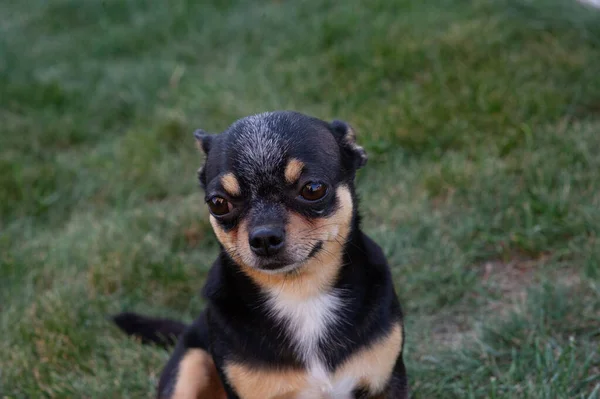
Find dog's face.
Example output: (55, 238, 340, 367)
(195, 111, 367, 275)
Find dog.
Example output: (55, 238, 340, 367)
(113, 111, 408, 399)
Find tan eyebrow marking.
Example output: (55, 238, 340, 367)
(221, 172, 241, 196)
(284, 158, 304, 184)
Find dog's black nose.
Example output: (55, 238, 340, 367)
(249, 226, 285, 256)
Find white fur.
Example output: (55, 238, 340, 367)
(267, 288, 355, 397)
(297, 363, 356, 399)
(267, 289, 341, 361)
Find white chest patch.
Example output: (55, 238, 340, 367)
(267, 289, 343, 364)
(268, 289, 352, 397)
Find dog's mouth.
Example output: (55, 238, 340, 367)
(255, 241, 323, 274)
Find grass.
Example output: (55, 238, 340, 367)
(1, 0, 599, 397)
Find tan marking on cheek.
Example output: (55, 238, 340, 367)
(210, 216, 253, 268)
(333, 323, 403, 394)
(221, 172, 241, 196)
(240, 186, 354, 299)
(171, 349, 226, 399)
(235, 219, 253, 264)
(210, 215, 235, 250)
(284, 158, 305, 184)
(225, 363, 309, 399)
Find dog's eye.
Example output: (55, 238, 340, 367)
(207, 197, 232, 216)
(300, 182, 327, 201)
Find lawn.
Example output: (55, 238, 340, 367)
(1, 0, 599, 397)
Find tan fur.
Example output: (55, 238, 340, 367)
(224, 323, 402, 398)
(225, 364, 309, 399)
(332, 322, 403, 393)
(284, 158, 305, 184)
(342, 124, 367, 166)
(221, 172, 241, 196)
(170, 349, 226, 399)
(210, 216, 247, 266)
(343, 125, 357, 144)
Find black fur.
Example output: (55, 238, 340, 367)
(113, 111, 408, 399)
(111, 312, 186, 348)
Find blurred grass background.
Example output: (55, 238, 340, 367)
(1, 0, 599, 397)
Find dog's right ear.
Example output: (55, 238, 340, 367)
(194, 129, 213, 190)
(194, 129, 213, 156)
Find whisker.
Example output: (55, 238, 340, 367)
(297, 222, 345, 235)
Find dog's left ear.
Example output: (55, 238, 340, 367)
(330, 120, 368, 171)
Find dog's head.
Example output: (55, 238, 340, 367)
(195, 111, 367, 277)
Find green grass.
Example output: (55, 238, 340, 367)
(1, 0, 600, 397)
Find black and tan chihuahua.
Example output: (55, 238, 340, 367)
(113, 111, 408, 399)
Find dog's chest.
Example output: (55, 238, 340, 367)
(267, 289, 343, 363)
(266, 290, 355, 397)
(225, 290, 402, 398)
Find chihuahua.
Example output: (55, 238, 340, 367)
(113, 111, 408, 399)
